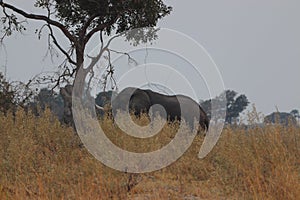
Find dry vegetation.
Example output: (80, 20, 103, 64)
(0, 109, 299, 199)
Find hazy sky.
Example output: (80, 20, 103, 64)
(0, 0, 299, 115)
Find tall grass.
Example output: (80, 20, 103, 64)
(0, 109, 299, 199)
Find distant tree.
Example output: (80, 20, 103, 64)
(1, 0, 172, 125)
(30, 88, 64, 120)
(226, 90, 249, 124)
(290, 109, 299, 120)
(201, 90, 249, 124)
(0, 72, 15, 114)
(0, 72, 36, 115)
(264, 112, 297, 126)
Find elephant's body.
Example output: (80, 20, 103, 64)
(111, 87, 209, 130)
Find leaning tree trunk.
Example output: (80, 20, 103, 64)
(60, 47, 86, 127)
(60, 42, 100, 127)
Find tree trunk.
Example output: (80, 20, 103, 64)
(60, 46, 87, 127)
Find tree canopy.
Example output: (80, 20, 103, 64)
(50, 0, 171, 35)
(0, 72, 15, 114)
(290, 109, 299, 119)
(201, 90, 249, 124)
(1, 0, 172, 83)
(264, 112, 297, 126)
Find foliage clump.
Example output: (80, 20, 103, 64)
(0, 73, 16, 114)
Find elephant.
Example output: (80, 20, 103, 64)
(106, 87, 209, 131)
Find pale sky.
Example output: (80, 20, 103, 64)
(0, 0, 299, 115)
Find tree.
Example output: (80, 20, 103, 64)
(29, 88, 64, 120)
(0, 72, 15, 114)
(226, 90, 249, 124)
(1, 0, 172, 123)
(201, 90, 249, 124)
(264, 112, 297, 126)
(290, 109, 299, 119)
(0, 72, 33, 114)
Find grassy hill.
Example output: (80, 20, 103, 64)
(0, 109, 299, 199)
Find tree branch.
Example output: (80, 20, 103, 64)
(109, 48, 138, 66)
(1, 2, 76, 45)
(84, 33, 120, 73)
(84, 16, 119, 45)
(47, 24, 77, 66)
(79, 13, 100, 38)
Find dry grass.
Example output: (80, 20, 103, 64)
(0, 109, 299, 199)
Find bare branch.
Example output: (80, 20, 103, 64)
(1, 5, 26, 41)
(104, 34, 121, 49)
(101, 48, 117, 91)
(84, 16, 119, 45)
(47, 24, 77, 65)
(82, 33, 121, 92)
(1, 2, 76, 45)
(109, 48, 138, 66)
(79, 12, 100, 38)
(100, 30, 104, 50)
